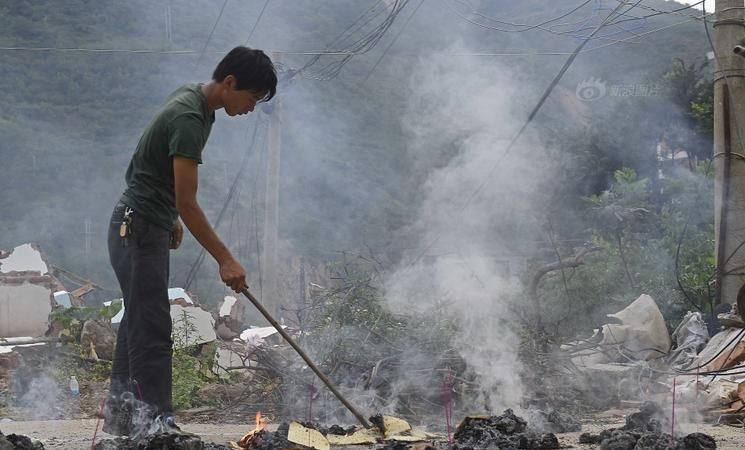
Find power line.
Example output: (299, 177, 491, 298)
(244, 0, 270, 45)
(620, 0, 710, 23)
(447, 0, 596, 33)
(360, 0, 425, 86)
(0, 14, 702, 59)
(446, 0, 637, 45)
(410, 0, 634, 264)
(447, 0, 710, 44)
(193, 0, 229, 71)
(580, 14, 705, 53)
(299, 0, 415, 81)
(0, 46, 362, 55)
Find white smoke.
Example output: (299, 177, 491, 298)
(384, 44, 553, 413)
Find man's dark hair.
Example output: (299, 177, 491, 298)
(213, 46, 277, 102)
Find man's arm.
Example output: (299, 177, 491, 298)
(173, 156, 247, 292)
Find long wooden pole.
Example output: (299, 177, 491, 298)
(240, 287, 371, 428)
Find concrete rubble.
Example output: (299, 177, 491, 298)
(566, 292, 745, 431)
(109, 288, 217, 349)
(215, 295, 246, 340)
(0, 244, 66, 338)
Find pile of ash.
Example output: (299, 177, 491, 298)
(0, 430, 45, 450)
(93, 431, 231, 450)
(452, 409, 560, 450)
(578, 402, 716, 450)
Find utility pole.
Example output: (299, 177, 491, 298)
(714, 0, 745, 305)
(261, 55, 281, 316)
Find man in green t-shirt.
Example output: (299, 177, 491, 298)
(104, 47, 277, 437)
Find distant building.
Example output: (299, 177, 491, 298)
(657, 138, 697, 178)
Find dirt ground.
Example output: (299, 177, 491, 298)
(1, 411, 743, 449)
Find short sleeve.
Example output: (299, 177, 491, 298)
(168, 113, 206, 164)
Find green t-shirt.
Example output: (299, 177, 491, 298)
(120, 83, 214, 230)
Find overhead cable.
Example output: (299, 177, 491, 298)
(410, 0, 635, 265)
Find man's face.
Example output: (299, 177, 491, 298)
(221, 76, 266, 116)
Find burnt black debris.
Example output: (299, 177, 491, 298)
(621, 401, 666, 433)
(679, 433, 716, 450)
(296, 422, 357, 436)
(324, 424, 357, 436)
(93, 431, 229, 450)
(377, 442, 409, 450)
(248, 423, 301, 450)
(0, 431, 45, 450)
(370, 414, 386, 433)
(579, 432, 603, 444)
(635, 433, 677, 450)
(378, 443, 440, 450)
(599, 431, 639, 450)
(578, 404, 717, 450)
(453, 410, 559, 450)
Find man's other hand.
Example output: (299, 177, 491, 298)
(220, 257, 248, 292)
(170, 220, 184, 249)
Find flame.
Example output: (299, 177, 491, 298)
(238, 411, 268, 449)
(256, 411, 266, 431)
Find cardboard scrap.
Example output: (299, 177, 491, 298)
(384, 429, 436, 442)
(325, 428, 379, 445)
(288, 422, 330, 450)
(288, 416, 433, 449)
(383, 415, 412, 438)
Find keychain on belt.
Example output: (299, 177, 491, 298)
(119, 207, 133, 246)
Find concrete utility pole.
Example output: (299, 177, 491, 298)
(714, 0, 745, 305)
(261, 59, 281, 316)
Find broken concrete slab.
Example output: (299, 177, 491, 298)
(52, 291, 73, 308)
(214, 345, 252, 378)
(0, 244, 48, 275)
(0, 244, 67, 338)
(0, 337, 47, 354)
(108, 288, 217, 349)
(168, 287, 194, 306)
(219, 296, 239, 317)
(239, 326, 285, 351)
(171, 304, 216, 348)
(216, 296, 246, 340)
(0, 284, 54, 338)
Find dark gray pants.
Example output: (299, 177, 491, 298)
(108, 202, 173, 414)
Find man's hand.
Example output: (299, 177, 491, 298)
(219, 257, 248, 293)
(170, 220, 184, 250)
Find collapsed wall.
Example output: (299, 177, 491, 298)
(0, 243, 65, 338)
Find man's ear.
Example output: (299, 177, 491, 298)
(223, 74, 237, 90)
